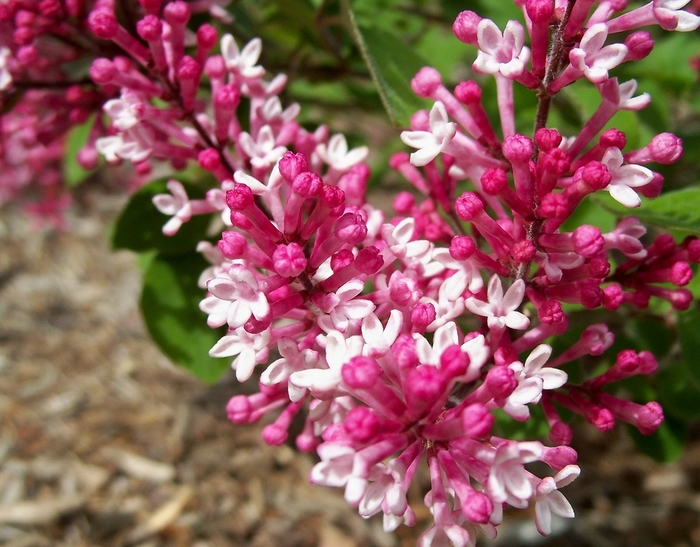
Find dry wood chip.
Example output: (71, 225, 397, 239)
(0, 494, 87, 525)
(104, 448, 176, 483)
(127, 485, 193, 544)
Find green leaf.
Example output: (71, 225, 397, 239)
(141, 253, 230, 383)
(657, 363, 700, 421)
(112, 177, 214, 255)
(63, 115, 99, 188)
(627, 413, 686, 463)
(678, 309, 700, 388)
(594, 187, 700, 236)
(341, 0, 431, 126)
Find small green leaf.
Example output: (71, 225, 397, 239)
(63, 115, 99, 188)
(627, 413, 686, 463)
(112, 177, 214, 255)
(594, 187, 700, 236)
(141, 253, 230, 383)
(341, 0, 431, 126)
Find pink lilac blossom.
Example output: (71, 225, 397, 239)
(4, 0, 696, 544)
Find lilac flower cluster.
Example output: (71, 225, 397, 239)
(3, 0, 700, 544)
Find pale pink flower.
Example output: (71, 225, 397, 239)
(209, 326, 270, 382)
(238, 125, 287, 171)
(473, 19, 531, 78)
(152, 179, 192, 235)
(316, 133, 369, 171)
(487, 441, 543, 507)
(534, 465, 580, 535)
(401, 102, 457, 167)
(315, 279, 377, 333)
(601, 147, 654, 207)
(220, 34, 265, 79)
(103, 91, 145, 131)
(569, 24, 628, 84)
(361, 310, 404, 358)
(200, 263, 270, 328)
(465, 275, 530, 330)
(260, 337, 319, 386)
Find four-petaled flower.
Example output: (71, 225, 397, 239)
(401, 102, 457, 167)
(601, 147, 654, 207)
(465, 275, 529, 330)
(473, 19, 531, 78)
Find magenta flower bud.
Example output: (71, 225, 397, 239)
(226, 183, 254, 211)
(454, 80, 482, 104)
(320, 185, 345, 208)
(89, 58, 116, 85)
(279, 151, 309, 183)
(136, 14, 162, 41)
(13, 26, 34, 46)
(540, 148, 569, 175)
(541, 446, 578, 471)
(671, 261, 693, 286)
(178, 56, 201, 80)
(600, 129, 627, 150)
(668, 288, 693, 310)
(637, 402, 664, 435)
(393, 191, 415, 214)
(503, 134, 534, 163)
(481, 168, 508, 195)
(526, 0, 554, 21)
(389, 151, 410, 170)
(603, 284, 624, 310)
(292, 172, 323, 198)
(452, 10, 482, 45)
(218, 231, 247, 258)
(549, 421, 573, 446)
(539, 193, 568, 219)
(625, 31, 654, 61)
(638, 351, 658, 375)
(449, 235, 476, 260)
(539, 299, 564, 324)
(405, 366, 447, 414)
(342, 356, 381, 389)
(331, 249, 354, 271)
(334, 213, 367, 243)
(588, 256, 611, 278)
(262, 423, 288, 445)
(273, 242, 307, 277)
(484, 366, 517, 400)
(535, 128, 562, 152)
(88, 8, 118, 39)
(572, 225, 604, 257)
(511, 240, 536, 263)
(338, 164, 370, 203)
(344, 407, 380, 443)
(204, 56, 226, 79)
(77, 147, 99, 170)
(577, 161, 612, 191)
(214, 84, 240, 108)
(411, 66, 442, 97)
(411, 302, 436, 330)
(227, 395, 251, 424)
(197, 23, 218, 50)
(356, 246, 384, 275)
(616, 349, 640, 373)
(440, 345, 470, 378)
(392, 334, 418, 370)
(461, 403, 493, 438)
(164, 0, 190, 24)
(687, 239, 700, 263)
(198, 148, 222, 171)
(461, 490, 493, 524)
(649, 132, 683, 164)
(455, 192, 484, 221)
(580, 282, 604, 309)
(591, 407, 616, 431)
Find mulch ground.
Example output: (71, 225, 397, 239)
(1, 183, 699, 547)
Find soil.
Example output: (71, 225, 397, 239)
(1, 182, 699, 547)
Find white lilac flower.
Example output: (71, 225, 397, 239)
(401, 101, 457, 167)
(465, 274, 530, 330)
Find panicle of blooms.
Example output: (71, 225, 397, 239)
(5, 0, 693, 543)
